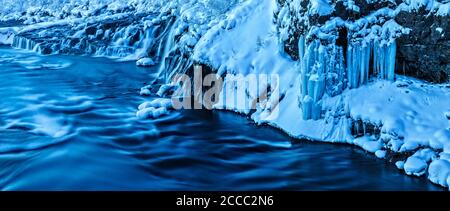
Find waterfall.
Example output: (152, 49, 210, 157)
(12, 36, 42, 53)
(156, 18, 179, 83)
(132, 24, 159, 59)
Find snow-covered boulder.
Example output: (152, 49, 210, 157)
(404, 156, 428, 176)
(136, 98, 173, 119)
(428, 159, 450, 188)
(136, 57, 155, 67)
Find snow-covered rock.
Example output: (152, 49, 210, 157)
(354, 136, 383, 153)
(136, 98, 173, 119)
(136, 57, 155, 67)
(428, 159, 450, 188)
(396, 161, 405, 170)
(0, 27, 16, 45)
(404, 156, 428, 176)
(375, 150, 387, 159)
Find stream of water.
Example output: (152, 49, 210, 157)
(0, 46, 442, 190)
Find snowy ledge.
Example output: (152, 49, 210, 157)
(190, 0, 450, 189)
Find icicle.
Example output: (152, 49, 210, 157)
(387, 41, 396, 81)
(300, 40, 326, 120)
(302, 95, 313, 120)
(298, 35, 305, 61)
(371, 40, 396, 81)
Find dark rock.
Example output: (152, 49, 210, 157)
(129, 29, 142, 46)
(85, 26, 97, 35)
(41, 46, 52, 55)
(276, 0, 450, 83)
(395, 8, 450, 83)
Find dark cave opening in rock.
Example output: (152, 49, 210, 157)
(336, 27, 348, 69)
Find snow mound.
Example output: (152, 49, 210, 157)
(136, 57, 155, 67)
(0, 27, 16, 45)
(404, 156, 428, 176)
(136, 98, 173, 119)
(428, 159, 450, 188)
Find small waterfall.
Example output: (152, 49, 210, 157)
(94, 45, 135, 58)
(132, 25, 159, 59)
(154, 18, 176, 60)
(156, 18, 179, 83)
(12, 36, 42, 53)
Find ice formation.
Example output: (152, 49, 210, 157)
(298, 38, 397, 120)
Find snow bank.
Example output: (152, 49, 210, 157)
(309, 0, 334, 16)
(191, 0, 450, 188)
(428, 159, 450, 189)
(136, 57, 155, 67)
(0, 27, 16, 45)
(404, 156, 428, 176)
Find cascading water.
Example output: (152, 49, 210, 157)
(153, 18, 193, 85)
(156, 19, 179, 83)
(12, 36, 42, 53)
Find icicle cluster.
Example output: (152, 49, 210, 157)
(347, 41, 397, 88)
(373, 40, 397, 81)
(299, 38, 345, 120)
(299, 36, 397, 120)
(347, 42, 370, 89)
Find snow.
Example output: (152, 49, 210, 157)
(404, 156, 428, 176)
(375, 150, 387, 159)
(396, 161, 405, 170)
(354, 136, 383, 153)
(347, 77, 450, 152)
(0, 27, 16, 45)
(136, 98, 173, 119)
(140, 88, 151, 96)
(436, 3, 450, 16)
(412, 148, 437, 162)
(309, 0, 334, 16)
(428, 159, 450, 188)
(136, 57, 155, 67)
(107, 1, 129, 12)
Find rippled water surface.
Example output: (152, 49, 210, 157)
(0, 47, 442, 190)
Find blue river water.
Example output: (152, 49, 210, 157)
(0, 46, 443, 190)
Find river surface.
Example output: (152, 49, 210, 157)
(0, 46, 442, 190)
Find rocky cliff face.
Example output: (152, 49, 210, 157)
(276, 0, 450, 83)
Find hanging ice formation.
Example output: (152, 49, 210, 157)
(299, 36, 397, 120)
